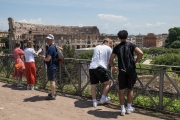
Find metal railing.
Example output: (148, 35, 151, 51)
(0, 56, 180, 113)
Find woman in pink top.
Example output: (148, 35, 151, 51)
(12, 42, 26, 87)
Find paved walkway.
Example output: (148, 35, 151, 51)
(143, 59, 152, 64)
(0, 81, 176, 120)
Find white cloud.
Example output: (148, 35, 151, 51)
(18, 18, 43, 24)
(97, 14, 128, 22)
(124, 23, 132, 27)
(146, 23, 153, 27)
(123, 23, 142, 29)
(146, 22, 166, 28)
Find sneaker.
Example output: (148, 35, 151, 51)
(93, 101, 98, 107)
(121, 109, 126, 116)
(99, 97, 111, 104)
(126, 107, 135, 114)
(45, 95, 56, 100)
(17, 84, 24, 87)
(48, 93, 57, 97)
(31, 86, 38, 90)
(27, 85, 31, 90)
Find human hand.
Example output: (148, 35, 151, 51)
(39, 45, 43, 50)
(112, 67, 118, 73)
(39, 55, 45, 60)
(56, 46, 63, 50)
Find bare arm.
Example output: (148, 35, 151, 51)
(56, 45, 63, 50)
(109, 53, 118, 72)
(109, 53, 116, 67)
(41, 55, 52, 62)
(35, 47, 43, 56)
(134, 47, 143, 63)
(34, 52, 39, 57)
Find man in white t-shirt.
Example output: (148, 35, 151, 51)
(89, 38, 113, 107)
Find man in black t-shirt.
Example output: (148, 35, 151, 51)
(109, 30, 143, 116)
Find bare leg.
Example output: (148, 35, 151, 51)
(102, 80, 111, 96)
(50, 81, 56, 96)
(17, 76, 22, 84)
(91, 84, 97, 100)
(127, 89, 133, 104)
(119, 89, 125, 105)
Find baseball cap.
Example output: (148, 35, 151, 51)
(46, 34, 54, 40)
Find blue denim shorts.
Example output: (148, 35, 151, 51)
(47, 68, 56, 81)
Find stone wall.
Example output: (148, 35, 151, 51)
(8, 17, 100, 54)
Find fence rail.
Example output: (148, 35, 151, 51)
(0, 56, 180, 114)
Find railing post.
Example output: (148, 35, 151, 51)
(58, 63, 62, 89)
(158, 67, 164, 110)
(78, 60, 82, 95)
(42, 62, 46, 89)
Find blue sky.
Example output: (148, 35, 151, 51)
(0, 0, 180, 35)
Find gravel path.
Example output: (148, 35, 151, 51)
(0, 81, 173, 120)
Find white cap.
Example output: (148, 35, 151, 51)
(46, 34, 54, 40)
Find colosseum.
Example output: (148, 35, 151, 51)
(8, 17, 103, 54)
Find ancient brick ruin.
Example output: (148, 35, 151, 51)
(8, 17, 101, 53)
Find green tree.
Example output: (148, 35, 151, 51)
(0, 37, 9, 49)
(151, 53, 180, 71)
(147, 47, 165, 55)
(77, 50, 93, 60)
(62, 45, 76, 58)
(170, 40, 180, 48)
(165, 27, 180, 48)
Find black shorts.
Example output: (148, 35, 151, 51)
(89, 67, 111, 84)
(47, 68, 56, 81)
(118, 70, 137, 90)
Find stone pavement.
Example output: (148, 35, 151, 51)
(0, 81, 176, 120)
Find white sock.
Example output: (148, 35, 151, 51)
(121, 105, 125, 110)
(127, 103, 132, 108)
(101, 95, 106, 100)
(93, 99, 97, 102)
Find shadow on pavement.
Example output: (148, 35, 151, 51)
(24, 95, 46, 102)
(2, 83, 27, 91)
(87, 109, 119, 119)
(74, 99, 93, 108)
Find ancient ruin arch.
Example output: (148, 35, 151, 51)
(77, 45, 80, 49)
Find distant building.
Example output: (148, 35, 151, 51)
(143, 33, 158, 47)
(0, 30, 8, 48)
(161, 33, 168, 47)
(0, 30, 8, 38)
(136, 34, 144, 48)
(8, 17, 100, 54)
(99, 34, 119, 48)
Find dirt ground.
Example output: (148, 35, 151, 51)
(0, 81, 178, 120)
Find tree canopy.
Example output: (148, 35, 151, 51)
(77, 50, 93, 60)
(0, 37, 9, 49)
(142, 47, 180, 55)
(165, 27, 180, 48)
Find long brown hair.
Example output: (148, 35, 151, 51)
(15, 41, 21, 47)
(26, 41, 34, 48)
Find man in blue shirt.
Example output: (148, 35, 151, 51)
(42, 34, 58, 100)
